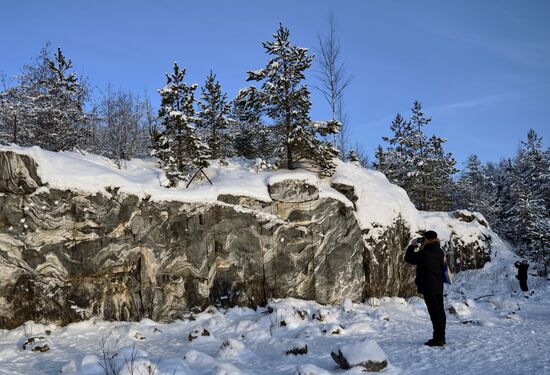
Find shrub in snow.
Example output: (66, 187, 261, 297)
(21, 335, 50, 352)
(367, 297, 381, 307)
(217, 338, 245, 357)
(313, 308, 332, 322)
(331, 339, 388, 372)
(188, 327, 211, 342)
(286, 344, 308, 356)
(321, 324, 344, 335)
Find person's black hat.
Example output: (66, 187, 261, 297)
(424, 230, 438, 240)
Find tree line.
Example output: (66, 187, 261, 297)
(1, 21, 355, 181)
(374, 102, 549, 273)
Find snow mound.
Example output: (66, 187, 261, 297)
(340, 339, 387, 364)
(332, 339, 388, 371)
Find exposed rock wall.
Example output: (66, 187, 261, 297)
(0, 151, 491, 329)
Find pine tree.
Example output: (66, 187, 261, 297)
(197, 71, 231, 159)
(0, 84, 28, 145)
(511, 129, 550, 269)
(423, 134, 458, 210)
(241, 24, 340, 176)
(375, 101, 456, 210)
(456, 154, 493, 216)
(33, 48, 89, 151)
(152, 63, 210, 185)
(348, 149, 359, 163)
(231, 95, 273, 160)
(375, 113, 408, 183)
(3, 46, 90, 150)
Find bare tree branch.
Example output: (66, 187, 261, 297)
(315, 12, 353, 148)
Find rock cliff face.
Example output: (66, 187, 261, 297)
(0, 150, 491, 329)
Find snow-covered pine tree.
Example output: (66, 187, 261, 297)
(242, 24, 340, 176)
(0, 84, 28, 145)
(152, 62, 210, 185)
(348, 149, 359, 163)
(455, 154, 494, 218)
(197, 71, 232, 159)
(33, 48, 89, 151)
(375, 101, 456, 210)
(490, 159, 517, 240)
(423, 134, 458, 210)
(230, 93, 273, 160)
(2, 46, 90, 150)
(510, 129, 550, 270)
(375, 113, 408, 184)
(519, 129, 550, 206)
(405, 101, 433, 210)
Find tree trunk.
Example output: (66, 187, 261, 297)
(12, 114, 17, 144)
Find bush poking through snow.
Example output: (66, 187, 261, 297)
(188, 328, 211, 342)
(367, 297, 381, 308)
(295, 309, 308, 320)
(331, 340, 388, 371)
(133, 332, 146, 340)
(286, 344, 308, 356)
(22, 336, 50, 352)
(313, 308, 331, 322)
(218, 338, 246, 357)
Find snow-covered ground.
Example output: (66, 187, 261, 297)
(1, 244, 549, 375)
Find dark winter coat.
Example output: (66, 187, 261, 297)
(404, 239, 445, 294)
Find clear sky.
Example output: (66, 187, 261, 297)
(1, 0, 549, 167)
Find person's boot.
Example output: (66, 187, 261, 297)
(424, 338, 446, 346)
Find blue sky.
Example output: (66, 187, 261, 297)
(1, 0, 549, 167)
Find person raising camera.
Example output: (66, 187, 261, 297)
(404, 230, 447, 347)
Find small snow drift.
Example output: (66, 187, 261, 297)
(331, 339, 388, 371)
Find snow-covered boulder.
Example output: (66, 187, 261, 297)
(267, 174, 319, 203)
(331, 339, 388, 371)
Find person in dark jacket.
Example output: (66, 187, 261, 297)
(404, 230, 446, 346)
(514, 260, 529, 292)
